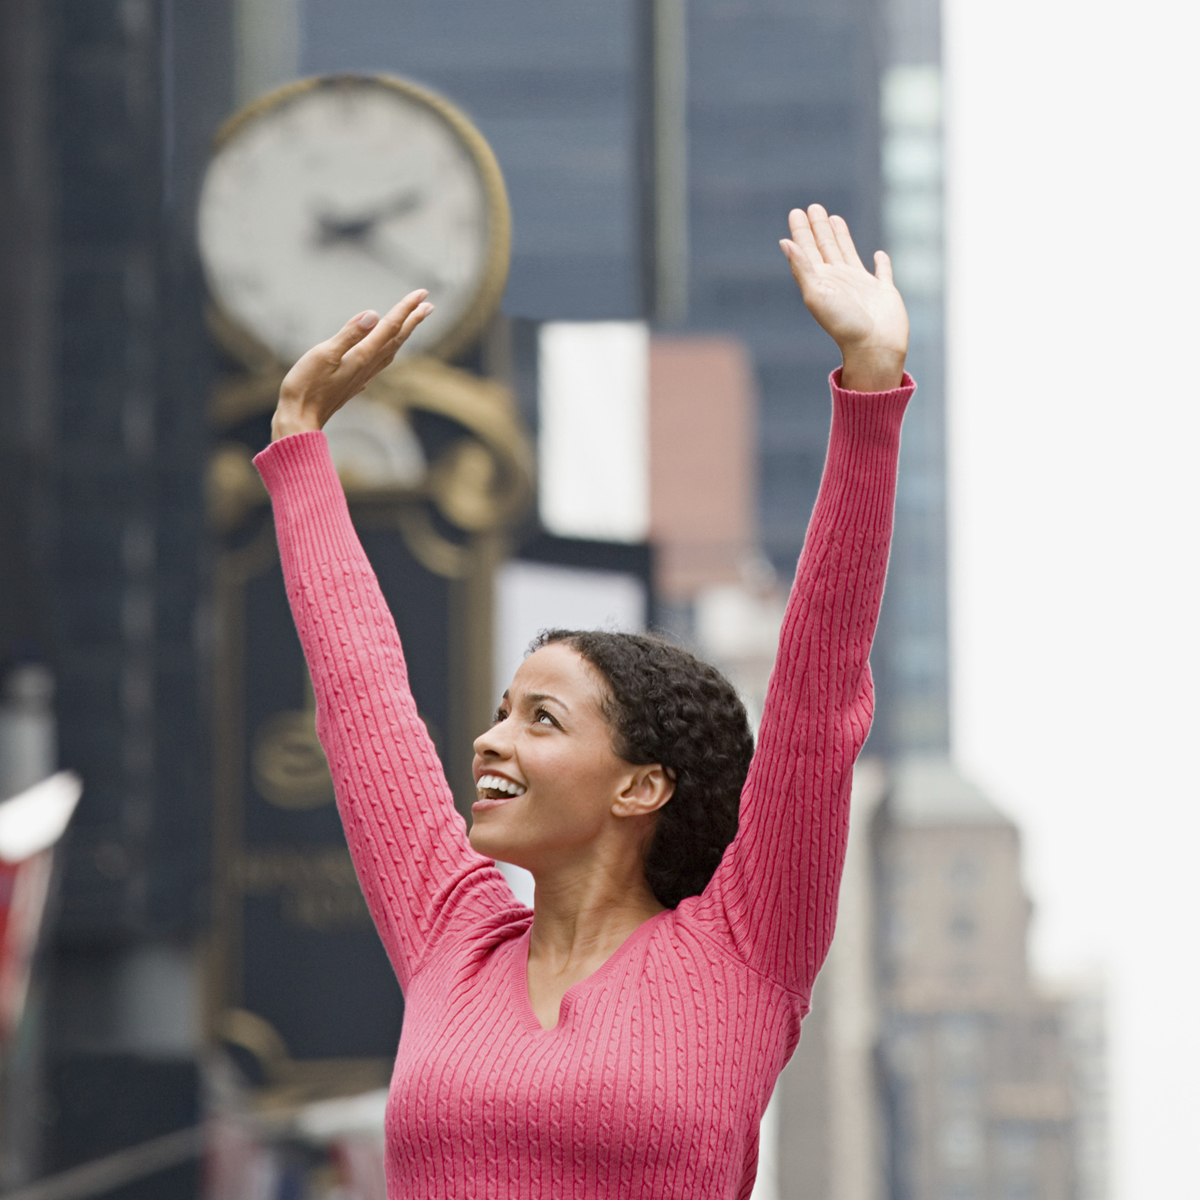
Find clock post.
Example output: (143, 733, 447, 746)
(198, 75, 531, 1106)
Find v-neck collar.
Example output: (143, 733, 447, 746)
(510, 908, 672, 1035)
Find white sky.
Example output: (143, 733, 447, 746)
(944, 0, 1200, 1195)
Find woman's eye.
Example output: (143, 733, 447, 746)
(492, 707, 508, 725)
(534, 708, 556, 727)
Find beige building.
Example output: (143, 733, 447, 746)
(876, 758, 1078, 1200)
(766, 757, 1106, 1200)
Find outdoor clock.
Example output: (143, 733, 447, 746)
(197, 74, 511, 368)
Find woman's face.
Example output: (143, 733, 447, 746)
(469, 643, 646, 872)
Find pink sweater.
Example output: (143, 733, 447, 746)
(255, 370, 912, 1199)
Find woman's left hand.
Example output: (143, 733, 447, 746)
(270, 290, 434, 441)
(781, 205, 909, 392)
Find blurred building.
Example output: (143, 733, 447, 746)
(1060, 975, 1109, 1200)
(648, 335, 761, 625)
(0, 0, 231, 1188)
(685, 0, 884, 574)
(876, 760, 1077, 1200)
(872, 0, 1107, 1190)
(300, 0, 649, 322)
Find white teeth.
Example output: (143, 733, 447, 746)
(476, 774, 527, 797)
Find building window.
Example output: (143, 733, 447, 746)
(939, 1016, 983, 1070)
(938, 1115, 983, 1170)
(998, 1124, 1039, 1200)
(949, 855, 981, 887)
(949, 911, 976, 940)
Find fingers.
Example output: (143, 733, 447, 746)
(364, 301, 434, 383)
(785, 208, 824, 273)
(874, 250, 894, 285)
(341, 289, 431, 377)
(397, 302, 432, 345)
(805, 204, 844, 265)
(830, 215, 864, 269)
(785, 206, 864, 271)
(352, 289, 429, 359)
(324, 309, 383, 359)
(780, 240, 812, 295)
(372, 300, 433, 374)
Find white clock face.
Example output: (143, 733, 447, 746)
(198, 79, 495, 365)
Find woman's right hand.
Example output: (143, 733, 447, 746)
(270, 290, 434, 442)
(780, 205, 908, 392)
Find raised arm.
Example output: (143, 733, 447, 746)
(690, 207, 912, 997)
(255, 293, 516, 991)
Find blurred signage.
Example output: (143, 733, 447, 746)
(210, 374, 532, 1099)
(215, 520, 426, 1069)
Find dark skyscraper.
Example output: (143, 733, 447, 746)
(0, 0, 232, 1187)
(685, 0, 883, 571)
(304, 0, 649, 322)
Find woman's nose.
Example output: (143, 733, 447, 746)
(473, 717, 509, 759)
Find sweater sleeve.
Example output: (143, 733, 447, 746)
(686, 370, 912, 1000)
(254, 431, 516, 992)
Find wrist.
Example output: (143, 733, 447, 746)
(838, 345, 907, 393)
(270, 403, 323, 443)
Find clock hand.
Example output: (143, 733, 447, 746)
(356, 235, 447, 294)
(373, 189, 425, 222)
(314, 189, 424, 246)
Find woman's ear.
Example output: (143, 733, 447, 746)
(613, 765, 675, 819)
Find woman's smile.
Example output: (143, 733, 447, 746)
(473, 771, 528, 811)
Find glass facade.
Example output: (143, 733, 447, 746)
(304, 0, 648, 321)
(686, 0, 883, 572)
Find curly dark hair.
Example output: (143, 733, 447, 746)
(529, 629, 754, 909)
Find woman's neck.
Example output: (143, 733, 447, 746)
(526, 855, 665, 972)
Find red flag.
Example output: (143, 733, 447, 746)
(0, 848, 54, 1039)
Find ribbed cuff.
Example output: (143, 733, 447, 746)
(828, 369, 914, 454)
(830, 367, 916, 404)
(254, 429, 336, 494)
(253, 431, 362, 563)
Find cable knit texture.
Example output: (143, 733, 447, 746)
(254, 370, 913, 1199)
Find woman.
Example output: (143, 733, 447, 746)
(256, 204, 912, 1198)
